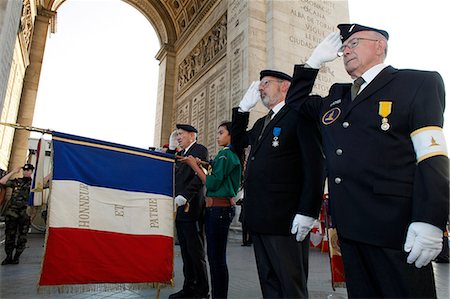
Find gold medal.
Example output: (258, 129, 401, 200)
(379, 101, 392, 131)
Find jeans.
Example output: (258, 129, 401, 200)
(205, 206, 235, 298)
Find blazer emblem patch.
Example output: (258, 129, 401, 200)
(322, 108, 341, 125)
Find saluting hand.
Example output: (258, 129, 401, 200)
(169, 130, 178, 150)
(12, 166, 22, 174)
(306, 32, 342, 69)
(239, 81, 261, 112)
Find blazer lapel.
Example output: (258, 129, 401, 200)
(344, 66, 397, 117)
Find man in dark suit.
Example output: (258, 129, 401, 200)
(169, 124, 209, 299)
(290, 24, 449, 298)
(231, 70, 324, 298)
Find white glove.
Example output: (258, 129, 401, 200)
(175, 195, 187, 207)
(404, 222, 443, 268)
(291, 214, 316, 242)
(306, 32, 342, 69)
(238, 81, 261, 112)
(169, 130, 178, 150)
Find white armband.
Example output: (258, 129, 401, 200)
(410, 126, 448, 163)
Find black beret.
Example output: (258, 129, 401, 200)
(260, 69, 292, 82)
(176, 124, 198, 133)
(22, 163, 34, 171)
(337, 23, 389, 42)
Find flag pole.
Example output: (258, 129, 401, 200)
(0, 121, 52, 134)
(155, 283, 161, 299)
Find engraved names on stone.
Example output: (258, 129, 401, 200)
(287, 0, 347, 95)
(190, 89, 207, 145)
(230, 33, 244, 110)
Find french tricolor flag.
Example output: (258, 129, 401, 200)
(39, 132, 175, 289)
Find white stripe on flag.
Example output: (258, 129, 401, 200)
(49, 180, 173, 237)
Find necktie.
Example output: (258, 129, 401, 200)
(351, 77, 365, 101)
(258, 110, 274, 140)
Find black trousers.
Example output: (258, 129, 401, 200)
(252, 233, 310, 298)
(339, 236, 437, 298)
(176, 220, 209, 296)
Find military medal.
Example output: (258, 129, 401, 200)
(378, 101, 392, 131)
(272, 127, 281, 147)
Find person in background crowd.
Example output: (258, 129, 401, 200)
(1, 164, 35, 265)
(169, 124, 209, 299)
(181, 121, 242, 299)
(236, 188, 252, 247)
(231, 69, 324, 298)
(434, 219, 449, 263)
(289, 23, 448, 298)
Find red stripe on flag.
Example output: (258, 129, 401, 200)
(39, 228, 173, 285)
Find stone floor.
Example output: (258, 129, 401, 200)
(0, 230, 448, 299)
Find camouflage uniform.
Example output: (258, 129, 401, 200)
(2, 177, 32, 264)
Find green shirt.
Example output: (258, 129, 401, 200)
(205, 147, 241, 198)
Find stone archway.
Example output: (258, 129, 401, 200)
(7, 0, 221, 169)
(3, 0, 350, 170)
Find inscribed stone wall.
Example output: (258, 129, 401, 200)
(268, 0, 350, 95)
(176, 64, 227, 157)
(171, 0, 349, 156)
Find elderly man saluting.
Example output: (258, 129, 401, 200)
(231, 69, 324, 298)
(289, 24, 448, 298)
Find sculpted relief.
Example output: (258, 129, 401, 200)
(177, 14, 227, 91)
(20, 0, 33, 53)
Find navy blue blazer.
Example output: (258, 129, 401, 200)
(289, 65, 449, 249)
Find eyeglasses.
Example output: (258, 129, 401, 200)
(260, 79, 283, 88)
(337, 37, 379, 57)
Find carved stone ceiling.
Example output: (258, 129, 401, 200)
(161, 0, 210, 37)
(46, 0, 215, 45)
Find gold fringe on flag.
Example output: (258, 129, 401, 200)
(37, 281, 174, 295)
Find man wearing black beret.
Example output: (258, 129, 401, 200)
(288, 23, 448, 298)
(231, 68, 324, 297)
(169, 124, 209, 299)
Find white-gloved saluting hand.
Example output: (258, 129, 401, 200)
(291, 214, 316, 242)
(306, 32, 342, 69)
(404, 222, 443, 268)
(175, 195, 187, 207)
(238, 81, 261, 112)
(169, 130, 178, 150)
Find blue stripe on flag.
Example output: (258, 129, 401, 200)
(52, 132, 174, 196)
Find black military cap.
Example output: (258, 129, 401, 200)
(22, 163, 34, 171)
(337, 23, 389, 42)
(176, 124, 198, 133)
(260, 69, 292, 82)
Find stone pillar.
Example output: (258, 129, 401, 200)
(154, 44, 176, 147)
(0, 0, 23, 110)
(8, 7, 55, 170)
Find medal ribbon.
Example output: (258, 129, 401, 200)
(378, 101, 392, 118)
